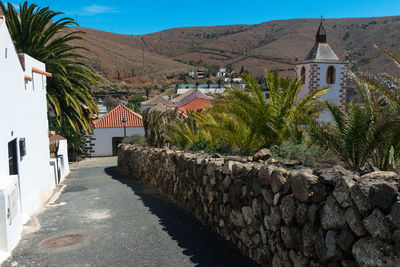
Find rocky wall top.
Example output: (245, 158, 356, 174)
(118, 144, 400, 266)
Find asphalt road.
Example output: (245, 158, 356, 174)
(3, 157, 258, 267)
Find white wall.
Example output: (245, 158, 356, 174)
(295, 64, 312, 100)
(0, 175, 21, 252)
(91, 127, 145, 157)
(0, 18, 54, 252)
(296, 62, 347, 122)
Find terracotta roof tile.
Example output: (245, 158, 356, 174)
(178, 98, 211, 114)
(93, 104, 143, 128)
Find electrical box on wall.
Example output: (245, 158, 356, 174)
(8, 184, 19, 225)
(19, 138, 26, 158)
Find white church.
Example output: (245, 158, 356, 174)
(295, 20, 349, 121)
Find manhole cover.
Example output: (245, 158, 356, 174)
(64, 186, 87, 193)
(38, 234, 84, 248)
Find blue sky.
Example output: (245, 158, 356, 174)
(7, 1, 400, 35)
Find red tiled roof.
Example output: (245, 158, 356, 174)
(169, 90, 211, 108)
(178, 98, 211, 114)
(93, 104, 143, 129)
(49, 134, 67, 141)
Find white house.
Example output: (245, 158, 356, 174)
(86, 104, 144, 157)
(217, 67, 227, 77)
(232, 77, 243, 83)
(295, 20, 349, 121)
(0, 16, 57, 255)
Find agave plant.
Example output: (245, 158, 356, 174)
(0, 2, 100, 132)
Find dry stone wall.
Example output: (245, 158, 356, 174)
(118, 144, 400, 266)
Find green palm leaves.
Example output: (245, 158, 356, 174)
(1, 1, 99, 132)
(307, 46, 400, 170)
(153, 71, 327, 155)
(212, 71, 328, 148)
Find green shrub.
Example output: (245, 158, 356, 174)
(270, 142, 325, 166)
(123, 134, 144, 144)
(213, 141, 232, 154)
(188, 140, 208, 152)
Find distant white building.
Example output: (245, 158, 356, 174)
(232, 77, 243, 83)
(86, 104, 144, 157)
(295, 20, 349, 121)
(188, 69, 206, 78)
(216, 67, 227, 77)
(0, 16, 61, 255)
(96, 104, 107, 118)
(177, 87, 225, 95)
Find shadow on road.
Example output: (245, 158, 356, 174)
(105, 167, 260, 267)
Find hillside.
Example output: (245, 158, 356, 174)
(75, 16, 400, 86)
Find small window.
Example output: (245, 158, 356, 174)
(8, 139, 18, 175)
(326, 66, 336, 84)
(301, 67, 306, 83)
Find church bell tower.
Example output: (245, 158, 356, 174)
(295, 19, 349, 121)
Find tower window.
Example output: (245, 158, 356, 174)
(326, 66, 336, 84)
(301, 67, 306, 83)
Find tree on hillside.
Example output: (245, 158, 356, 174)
(127, 95, 146, 113)
(103, 96, 119, 111)
(143, 86, 152, 99)
(217, 79, 223, 88)
(225, 63, 234, 73)
(0, 2, 100, 135)
(206, 80, 212, 88)
(208, 64, 220, 77)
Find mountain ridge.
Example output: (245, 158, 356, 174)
(72, 15, 400, 86)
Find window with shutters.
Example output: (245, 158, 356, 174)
(326, 66, 336, 84)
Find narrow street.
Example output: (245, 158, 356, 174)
(3, 157, 257, 267)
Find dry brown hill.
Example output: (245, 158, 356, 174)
(75, 16, 400, 86)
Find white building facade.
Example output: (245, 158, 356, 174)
(295, 21, 349, 121)
(86, 104, 144, 157)
(0, 16, 57, 254)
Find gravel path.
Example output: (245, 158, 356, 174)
(3, 157, 257, 267)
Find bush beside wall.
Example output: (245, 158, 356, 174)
(118, 144, 400, 266)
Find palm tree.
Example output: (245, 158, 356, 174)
(1, 2, 100, 133)
(213, 71, 328, 147)
(206, 80, 212, 88)
(306, 100, 398, 169)
(217, 79, 223, 88)
(166, 71, 327, 155)
(352, 45, 400, 170)
(144, 86, 152, 99)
